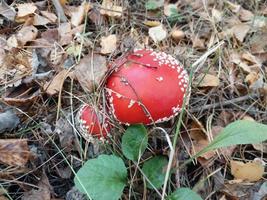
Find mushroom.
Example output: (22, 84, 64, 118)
(76, 104, 110, 141)
(105, 48, 189, 125)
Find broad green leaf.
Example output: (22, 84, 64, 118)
(167, 188, 203, 200)
(145, 0, 164, 10)
(142, 156, 168, 189)
(74, 154, 127, 200)
(197, 120, 267, 157)
(122, 124, 148, 161)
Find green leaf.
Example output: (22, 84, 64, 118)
(167, 188, 203, 200)
(204, 120, 267, 152)
(145, 0, 164, 10)
(74, 154, 127, 200)
(167, 8, 181, 24)
(142, 156, 168, 189)
(122, 124, 148, 161)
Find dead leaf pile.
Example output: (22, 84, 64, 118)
(0, 139, 30, 166)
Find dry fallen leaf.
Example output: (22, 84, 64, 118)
(239, 8, 254, 22)
(3, 83, 40, 107)
(100, 34, 117, 54)
(70, 2, 91, 27)
(192, 36, 205, 50)
(33, 14, 51, 26)
(194, 73, 220, 87)
(17, 3, 37, 18)
(16, 25, 38, 46)
(22, 173, 51, 200)
(143, 21, 161, 27)
(100, 0, 123, 18)
(232, 23, 250, 43)
(241, 52, 261, 66)
(40, 11, 57, 23)
(44, 70, 69, 96)
(192, 139, 216, 160)
(6, 35, 18, 48)
(230, 51, 252, 73)
(74, 53, 107, 92)
(226, 1, 241, 13)
(245, 72, 264, 90)
(189, 120, 207, 141)
(0, 1, 16, 21)
(0, 139, 30, 166)
(148, 25, 167, 43)
(230, 159, 264, 182)
(55, 117, 76, 153)
(212, 8, 223, 23)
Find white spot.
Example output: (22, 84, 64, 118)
(116, 93, 122, 98)
(128, 99, 135, 108)
(156, 76, 164, 82)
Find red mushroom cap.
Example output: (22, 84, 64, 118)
(76, 104, 110, 141)
(105, 49, 189, 125)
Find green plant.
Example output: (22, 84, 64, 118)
(74, 120, 267, 200)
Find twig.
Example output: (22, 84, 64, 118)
(190, 93, 259, 113)
(51, 0, 67, 22)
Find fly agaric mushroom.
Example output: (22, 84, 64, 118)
(105, 49, 189, 125)
(76, 104, 109, 141)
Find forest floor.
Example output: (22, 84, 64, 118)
(0, 0, 267, 200)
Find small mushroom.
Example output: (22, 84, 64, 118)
(76, 104, 109, 141)
(105, 48, 189, 125)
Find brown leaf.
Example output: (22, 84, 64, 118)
(33, 14, 51, 26)
(44, 70, 69, 96)
(230, 159, 264, 182)
(245, 71, 264, 90)
(100, 34, 117, 54)
(192, 36, 205, 50)
(16, 25, 38, 46)
(226, 1, 241, 13)
(232, 24, 250, 43)
(189, 120, 206, 141)
(17, 3, 37, 18)
(0, 139, 30, 166)
(55, 117, 76, 153)
(100, 0, 123, 18)
(239, 8, 254, 22)
(74, 53, 107, 92)
(70, 2, 91, 27)
(88, 8, 106, 26)
(3, 83, 40, 107)
(143, 20, 161, 27)
(22, 173, 51, 200)
(40, 11, 57, 23)
(191, 139, 216, 160)
(193, 73, 220, 87)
